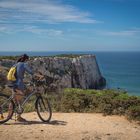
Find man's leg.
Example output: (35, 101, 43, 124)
(14, 89, 27, 122)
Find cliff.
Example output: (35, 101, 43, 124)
(0, 55, 106, 91)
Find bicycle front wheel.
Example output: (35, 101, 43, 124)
(36, 96, 52, 122)
(0, 93, 15, 124)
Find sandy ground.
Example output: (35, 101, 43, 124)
(0, 112, 140, 140)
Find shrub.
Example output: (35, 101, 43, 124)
(59, 88, 140, 122)
(1, 87, 140, 122)
(126, 105, 140, 121)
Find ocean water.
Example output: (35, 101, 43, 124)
(94, 52, 140, 96)
(0, 51, 140, 96)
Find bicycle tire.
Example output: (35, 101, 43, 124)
(36, 96, 52, 122)
(0, 93, 15, 124)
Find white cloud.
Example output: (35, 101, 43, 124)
(23, 26, 63, 36)
(0, 25, 18, 34)
(0, 27, 6, 32)
(98, 29, 140, 37)
(0, 0, 97, 24)
(0, 24, 63, 37)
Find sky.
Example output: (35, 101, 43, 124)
(0, 0, 140, 52)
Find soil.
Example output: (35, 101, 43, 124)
(0, 112, 140, 140)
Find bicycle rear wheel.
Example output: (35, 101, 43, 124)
(36, 96, 52, 122)
(0, 93, 15, 124)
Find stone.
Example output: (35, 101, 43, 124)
(0, 55, 106, 91)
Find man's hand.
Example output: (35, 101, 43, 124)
(33, 73, 44, 80)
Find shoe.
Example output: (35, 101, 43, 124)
(0, 115, 4, 120)
(17, 116, 27, 122)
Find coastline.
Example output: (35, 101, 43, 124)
(0, 52, 140, 96)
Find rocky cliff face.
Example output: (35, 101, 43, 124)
(28, 55, 106, 90)
(0, 55, 106, 91)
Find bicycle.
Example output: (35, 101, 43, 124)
(0, 77, 52, 124)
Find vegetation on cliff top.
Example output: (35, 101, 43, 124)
(0, 54, 89, 60)
(5, 88, 138, 122)
(50, 88, 140, 122)
(53, 54, 90, 58)
(0, 56, 18, 60)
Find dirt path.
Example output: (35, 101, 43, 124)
(0, 112, 140, 140)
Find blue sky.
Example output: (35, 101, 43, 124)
(0, 0, 140, 51)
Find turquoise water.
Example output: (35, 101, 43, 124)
(94, 52, 140, 96)
(0, 51, 140, 96)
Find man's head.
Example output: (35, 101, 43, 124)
(17, 54, 29, 62)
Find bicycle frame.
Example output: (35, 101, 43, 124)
(6, 81, 44, 111)
(0, 90, 35, 111)
(20, 88, 37, 107)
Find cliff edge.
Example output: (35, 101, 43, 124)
(32, 54, 106, 90)
(0, 54, 106, 90)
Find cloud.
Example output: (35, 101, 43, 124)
(0, 25, 18, 34)
(0, 27, 6, 32)
(98, 28, 140, 37)
(23, 26, 63, 36)
(0, 24, 63, 37)
(0, 0, 97, 24)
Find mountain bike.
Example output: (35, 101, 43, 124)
(0, 77, 52, 124)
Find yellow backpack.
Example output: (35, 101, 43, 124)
(7, 66, 17, 81)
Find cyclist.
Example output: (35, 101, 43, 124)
(8, 54, 40, 122)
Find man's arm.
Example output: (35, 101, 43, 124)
(24, 63, 33, 75)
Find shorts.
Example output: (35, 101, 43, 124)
(7, 80, 25, 91)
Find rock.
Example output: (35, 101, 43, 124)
(30, 54, 106, 90)
(0, 55, 106, 91)
(0, 66, 8, 90)
(71, 55, 105, 89)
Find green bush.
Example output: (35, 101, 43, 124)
(1, 87, 140, 122)
(126, 105, 140, 121)
(0, 56, 18, 60)
(60, 92, 94, 112)
(58, 88, 140, 121)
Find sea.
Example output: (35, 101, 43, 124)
(0, 51, 140, 96)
